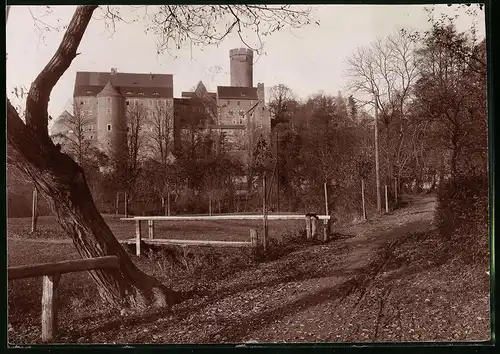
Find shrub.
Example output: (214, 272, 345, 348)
(434, 172, 489, 261)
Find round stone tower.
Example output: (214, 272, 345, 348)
(230, 48, 254, 87)
(97, 79, 126, 161)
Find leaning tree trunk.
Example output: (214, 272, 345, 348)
(6, 5, 180, 311)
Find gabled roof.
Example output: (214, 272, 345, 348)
(181, 81, 217, 100)
(217, 86, 258, 100)
(74, 71, 174, 98)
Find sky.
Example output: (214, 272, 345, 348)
(6, 4, 485, 121)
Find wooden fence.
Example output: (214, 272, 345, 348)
(121, 214, 331, 256)
(8, 256, 120, 342)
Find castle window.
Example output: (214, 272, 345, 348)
(107, 97, 111, 104)
(107, 124, 112, 131)
(149, 99, 153, 106)
(90, 135, 93, 139)
(126, 101, 130, 106)
(237, 101, 240, 106)
(106, 108, 111, 115)
(262, 107, 265, 111)
(227, 100, 230, 105)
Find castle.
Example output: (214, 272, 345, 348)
(51, 48, 271, 166)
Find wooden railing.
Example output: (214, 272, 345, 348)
(121, 214, 332, 256)
(8, 256, 120, 342)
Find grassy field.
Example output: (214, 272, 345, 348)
(7, 214, 306, 243)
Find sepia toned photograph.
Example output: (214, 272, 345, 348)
(6, 2, 491, 345)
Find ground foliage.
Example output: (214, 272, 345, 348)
(8, 195, 490, 343)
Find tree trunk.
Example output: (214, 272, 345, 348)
(124, 191, 129, 218)
(451, 137, 459, 180)
(115, 192, 120, 215)
(167, 191, 171, 216)
(8, 124, 180, 310)
(6, 6, 181, 311)
(374, 94, 382, 213)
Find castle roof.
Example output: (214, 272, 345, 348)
(181, 81, 217, 100)
(74, 71, 174, 98)
(217, 86, 258, 100)
(97, 80, 123, 98)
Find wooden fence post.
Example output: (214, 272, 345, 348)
(135, 220, 142, 256)
(41, 273, 60, 342)
(262, 173, 268, 253)
(148, 220, 154, 239)
(394, 178, 398, 205)
(361, 179, 367, 220)
(385, 184, 389, 213)
(250, 228, 259, 259)
(323, 182, 329, 242)
(31, 188, 38, 233)
(311, 216, 318, 238)
(305, 215, 312, 239)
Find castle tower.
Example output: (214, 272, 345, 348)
(230, 48, 253, 88)
(96, 76, 126, 161)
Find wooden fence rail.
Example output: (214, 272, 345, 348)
(8, 256, 120, 342)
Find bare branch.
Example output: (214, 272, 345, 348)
(25, 5, 98, 142)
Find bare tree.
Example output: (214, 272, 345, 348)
(146, 99, 175, 215)
(6, 5, 315, 310)
(50, 104, 94, 167)
(346, 30, 420, 202)
(268, 84, 296, 123)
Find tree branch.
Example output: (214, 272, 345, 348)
(25, 5, 98, 141)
